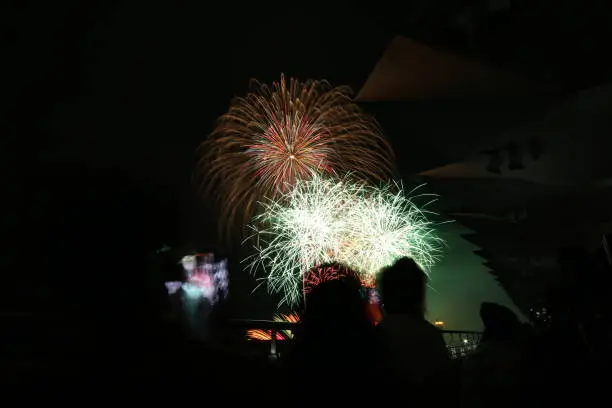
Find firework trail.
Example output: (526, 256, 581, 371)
(198, 74, 395, 239)
(245, 175, 446, 306)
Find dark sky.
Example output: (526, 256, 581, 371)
(8, 1, 398, 321)
(16, 2, 392, 193)
(41, 1, 393, 252)
(9, 2, 609, 329)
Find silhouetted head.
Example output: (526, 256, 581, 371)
(290, 266, 377, 402)
(303, 262, 361, 297)
(480, 302, 522, 342)
(301, 265, 367, 334)
(378, 257, 427, 317)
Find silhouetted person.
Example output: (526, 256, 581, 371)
(527, 248, 607, 402)
(376, 257, 452, 398)
(461, 302, 528, 408)
(286, 265, 381, 405)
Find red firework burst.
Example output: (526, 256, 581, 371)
(303, 263, 361, 296)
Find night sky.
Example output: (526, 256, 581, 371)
(15, 1, 608, 329)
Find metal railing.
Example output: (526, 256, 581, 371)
(2, 314, 483, 361)
(442, 330, 482, 359)
(231, 319, 482, 360)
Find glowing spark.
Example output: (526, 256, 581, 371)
(244, 175, 446, 306)
(198, 74, 395, 239)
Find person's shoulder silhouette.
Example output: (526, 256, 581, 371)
(376, 257, 452, 395)
(287, 264, 379, 403)
(479, 302, 524, 343)
(461, 302, 530, 408)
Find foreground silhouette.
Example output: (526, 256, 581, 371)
(376, 257, 453, 401)
(461, 302, 529, 408)
(285, 266, 382, 405)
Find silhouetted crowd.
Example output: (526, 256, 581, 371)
(12, 167, 608, 404)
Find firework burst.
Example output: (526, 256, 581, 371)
(198, 74, 395, 238)
(303, 263, 362, 297)
(245, 175, 446, 306)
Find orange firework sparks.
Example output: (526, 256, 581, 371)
(198, 74, 396, 239)
(245, 313, 301, 341)
(246, 329, 286, 341)
(279, 312, 301, 324)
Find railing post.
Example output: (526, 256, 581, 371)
(269, 330, 277, 359)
